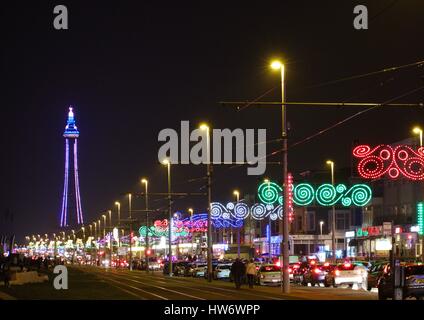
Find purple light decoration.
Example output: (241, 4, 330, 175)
(60, 107, 84, 227)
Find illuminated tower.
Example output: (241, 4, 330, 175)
(60, 107, 84, 227)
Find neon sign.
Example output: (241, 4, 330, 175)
(355, 226, 382, 237)
(417, 202, 424, 236)
(257, 181, 372, 207)
(353, 144, 424, 180)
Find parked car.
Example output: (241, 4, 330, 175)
(303, 263, 336, 286)
(213, 263, 232, 280)
(256, 264, 282, 286)
(378, 264, 424, 300)
(367, 262, 389, 290)
(192, 263, 207, 277)
(174, 261, 190, 276)
(324, 262, 365, 288)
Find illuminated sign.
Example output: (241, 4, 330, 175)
(418, 202, 424, 236)
(376, 239, 392, 251)
(353, 144, 424, 180)
(345, 231, 355, 238)
(355, 226, 383, 237)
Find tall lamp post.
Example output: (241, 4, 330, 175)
(115, 201, 121, 250)
(162, 159, 173, 276)
(188, 208, 194, 258)
(128, 193, 133, 271)
(413, 126, 424, 262)
(233, 190, 241, 258)
(326, 160, 337, 262)
(320, 221, 324, 236)
(108, 210, 112, 266)
(271, 59, 289, 293)
(200, 123, 213, 282)
(142, 178, 149, 273)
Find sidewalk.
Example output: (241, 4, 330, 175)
(0, 291, 17, 300)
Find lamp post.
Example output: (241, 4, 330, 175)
(163, 159, 173, 276)
(413, 126, 424, 263)
(326, 160, 337, 262)
(108, 210, 112, 266)
(200, 123, 213, 282)
(188, 208, 194, 258)
(142, 178, 149, 273)
(233, 190, 241, 258)
(320, 221, 324, 236)
(271, 59, 289, 293)
(128, 193, 133, 271)
(115, 202, 121, 226)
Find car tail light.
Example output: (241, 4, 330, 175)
(310, 260, 316, 265)
(335, 269, 340, 276)
(288, 268, 292, 273)
(256, 266, 259, 270)
(344, 263, 351, 268)
(314, 268, 321, 274)
(324, 262, 330, 267)
(275, 261, 281, 267)
(293, 264, 300, 269)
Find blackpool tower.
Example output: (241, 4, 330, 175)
(60, 107, 84, 227)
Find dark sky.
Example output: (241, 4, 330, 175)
(1, 1, 423, 241)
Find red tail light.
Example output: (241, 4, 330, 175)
(310, 260, 316, 265)
(256, 266, 259, 270)
(314, 268, 321, 274)
(293, 264, 300, 269)
(288, 268, 292, 273)
(344, 263, 351, 268)
(335, 269, 340, 276)
(275, 261, 281, 267)
(324, 262, 330, 267)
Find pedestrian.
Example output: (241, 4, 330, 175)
(246, 259, 256, 288)
(231, 258, 246, 289)
(3, 263, 11, 288)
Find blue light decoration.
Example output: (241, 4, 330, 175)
(60, 107, 84, 227)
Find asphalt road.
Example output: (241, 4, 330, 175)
(75, 266, 378, 300)
(0, 266, 378, 300)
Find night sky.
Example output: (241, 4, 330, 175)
(1, 1, 423, 241)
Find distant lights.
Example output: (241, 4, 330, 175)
(417, 202, 424, 236)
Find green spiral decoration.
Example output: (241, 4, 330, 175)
(315, 184, 342, 206)
(258, 181, 282, 205)
(293, 184, 314, 206)
(345, 184, 372, 206)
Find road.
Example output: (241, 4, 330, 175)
(0, 266, 378, 300)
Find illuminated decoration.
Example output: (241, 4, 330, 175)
(257, 181, 372, 207)
(287, 173, 294, 222)
(60, 107, 84, 227)
(353, 144, 424, 180)
(139, 214, 242, 238)
(417, 202, 424, 236)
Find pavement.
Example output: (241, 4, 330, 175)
(0, 266, 378, 300)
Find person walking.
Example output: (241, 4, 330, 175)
(3, 262, 11, 288)
(246, 259, 256, 288)
(231, 258, 246, 289)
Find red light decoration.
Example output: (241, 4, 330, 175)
(287, 173, 294, 222)
(353, 144, 424, 180)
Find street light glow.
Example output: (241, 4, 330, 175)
(162, 158, 170, 165)
(270, 60, 283, 70)
(141, 178, 148, 184)
(199, 123, 209, 131)
(326, 160, 334, 166)
(413, 127, 422, 134)
(233, 190, 239, 196)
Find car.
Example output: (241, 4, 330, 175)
(204, 262, 219, 279)
(192, 263, 207, 277)
(367, 262, 389, 290)
(174, 261, 190, 276)
(303, 263, 336, 286)
(213, 263, 232, 280)
(162, 261, 177, 275)
(324, 262, 366, 288)
(378, 264, 424, 300)
(256, 264, 282, 286)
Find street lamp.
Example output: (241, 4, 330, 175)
(200, 123, 213, 282)
(128, 193, 133, 271)
(115, 201, 121, 226)
(102, 215, 107, 238)
(162, 158, 173, 276)
(142, 178, 149, 273)
(413, 127, 423, 147)
(320, 221, 324, 236)
(413, 127, 424, 263)
(326, 160, 336, 262)
(233, 190, 241, 259)
(270, 59, 290, 293)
